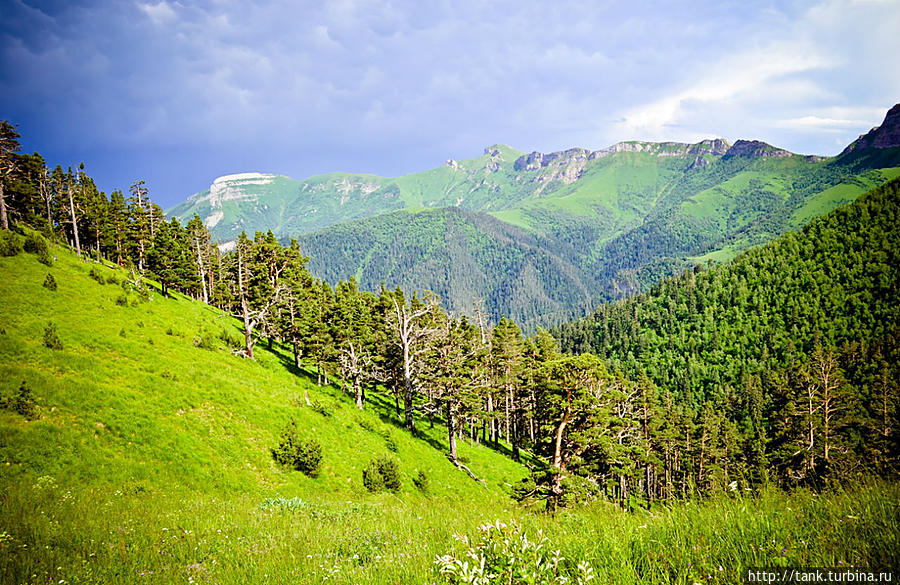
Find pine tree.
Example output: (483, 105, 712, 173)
(383, 288, 441, 431)
(0, 121, 21, 231)
(128, 180, 151, 273)
(491, 317, 525, 461)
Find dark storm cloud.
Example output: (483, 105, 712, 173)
(1, 0, 898, 206)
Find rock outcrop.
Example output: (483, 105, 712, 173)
(841, 103, 900, 154)
(724, 140, 793, 158)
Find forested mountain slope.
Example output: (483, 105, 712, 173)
(297, 206, 596, 329)
(554, 174, 900, 416)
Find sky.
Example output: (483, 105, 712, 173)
(1, 0, 899, 209)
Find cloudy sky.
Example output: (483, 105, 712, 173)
(2, 0, 899, 208)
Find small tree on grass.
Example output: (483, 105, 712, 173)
(363, 456, 401, 492)
(43, 323, 62, 350)
(11, 381, 37, 419)
(271, 419, 322, 477)
(42, 274, 57, 291)
(413, 470, 429, 493)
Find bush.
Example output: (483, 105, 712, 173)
(363, 456, 401, 492)
(106, 274, 121, 285)
(413, 470, 429, 493)
(192, 330, 216, 350)
(271, 420, 323, 478)
(1, 381, 38, 420)
(385, 434, 399, 453)
(36, 248, 52, 266)
(217, 327, 241, 349)
(23, 232, 48, 255)
(310, 399, 332, 417)
(42, 274, 57, 291)
(362, 460, 385, 492)
(43, 323, 62, 350)
(11, 381, 38, 419)
(115, 294, 128, 306)
(88, 267, 106, 284)
(0, 231, 22, 256)
(434, 521, 595, 585)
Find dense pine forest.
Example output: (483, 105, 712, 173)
(2, 118, 899, 584)
(554, 177, 900, 489)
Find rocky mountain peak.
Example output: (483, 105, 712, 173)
(841, 103, 900, 154)
(724, 140, 793, 158)
(513, 148, 590, 171)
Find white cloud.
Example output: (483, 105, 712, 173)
(138, 1, 177, 25)
(617, 44, 832, 137)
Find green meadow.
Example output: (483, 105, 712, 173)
(1, 241, 897, 584)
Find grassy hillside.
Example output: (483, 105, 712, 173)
(2, 236, 899, 584)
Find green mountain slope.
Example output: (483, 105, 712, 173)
(297, 206, 596, 329)
(169, 106, 900, 326)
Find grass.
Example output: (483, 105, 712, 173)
(1, 238, 898, 584)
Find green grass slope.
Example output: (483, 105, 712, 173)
(0, 242, 528, 498)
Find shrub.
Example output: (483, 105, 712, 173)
(434, 520, 595, 585)
(363, 456, 401, 492)
(23, 232, 48, 255)
(413, 470, 429, 493)
(310, 399, 332, 418)
(385, 434, 399, 453)
(0, 231, 22, 256)
(11, 381, 38, 420)
(362, 460, 385, 492)
(42, 274, 57, 291)
(106, 274, 121, 285)
(88, 267, 106, 284)
(271, 420, 323, 478)
(36, 248, 52, 266)
(43, 323, 62, 350)
(193, 330, 216, 350)
(217, 327, 241, 349)
(1, 381, 38, 420)
(115, 294, 128, 306)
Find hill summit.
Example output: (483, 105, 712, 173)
(842, 103, 900, 154)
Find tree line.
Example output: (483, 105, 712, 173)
(2, 119, 897, 511)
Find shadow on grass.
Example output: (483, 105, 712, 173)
(258, 335, 539, 467)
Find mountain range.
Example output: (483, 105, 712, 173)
(169, 104, 900, 328)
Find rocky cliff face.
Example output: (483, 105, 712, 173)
(514, 148, 591, 171)
(841, 103, 900, 154)
(724, 140, 794, 158)
(514, 139, 732, 172)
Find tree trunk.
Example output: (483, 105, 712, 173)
(403, 340, 415, 431)
(487, 394, 496, 443)
(237, 245, 254, 359)
(196, 239, 208, 304)
(241, 296, 254, 359)
(446, 400, 457, 462)
(0, 181, 8, 230)
(67, 184, 81, 257)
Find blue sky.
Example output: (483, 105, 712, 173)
(2, 0, 899, 208)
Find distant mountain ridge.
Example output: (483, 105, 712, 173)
(168, 105, 900, 327)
